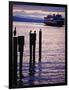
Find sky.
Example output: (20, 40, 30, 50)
(13, 4, 65, 18)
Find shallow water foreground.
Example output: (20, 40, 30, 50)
(13, 22, 65, 86)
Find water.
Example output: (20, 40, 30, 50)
(13, 22, 65, 86)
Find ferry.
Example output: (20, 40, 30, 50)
(44, 14, 64, 27)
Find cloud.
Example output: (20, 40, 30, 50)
(13, 5, 65, 18)
(13, 9, 23, 12)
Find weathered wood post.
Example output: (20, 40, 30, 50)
(18, 36, 24, 85)
(39, 29, 42, 63)
(29, 31, 36, 85)
(12, 27, 17, 86)
(29, 31, 32, 76)
(32, 31, 36, 74)
(14, 27, 16, 36)
(38, 29, 42, 82)
(13, 37, 17, 86)
(29, 31, 36, 76)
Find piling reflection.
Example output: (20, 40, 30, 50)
(38, 62, 42, 83)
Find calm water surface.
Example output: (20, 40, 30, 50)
(13, 22, 65, 86)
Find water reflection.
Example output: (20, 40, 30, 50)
(38, 62, 42, 83)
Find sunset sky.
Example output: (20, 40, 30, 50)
(13, 4, 65, 18)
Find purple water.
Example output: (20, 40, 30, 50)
(13, 22, 65, 86)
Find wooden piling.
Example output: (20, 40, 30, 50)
(32, 31, 36, 74)
(29, 31, 36, 76)
(29, 31, 33, 75)
(39, 30, 42, 63)
(38, 30, 42, 83)
(18, 36, 24, 85)
(13, 37, 17, 86)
